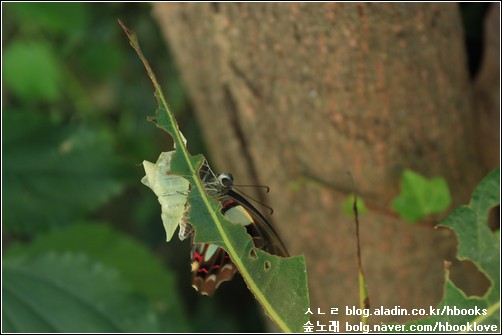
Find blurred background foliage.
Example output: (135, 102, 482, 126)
(2, 2, 264, 332)
(2, 2, 491, 333)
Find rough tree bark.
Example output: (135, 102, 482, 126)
(153, 2, 498, 328)
(474, 3, 500, 170)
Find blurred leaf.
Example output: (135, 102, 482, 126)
(165, 74, 188, 118)
(8, 2, 88, 35)
(2, 252, 161, 333)
(288, 175, 325, 192)
(3, 110, 124, 235)
(342, 194, 367, 217)
(407, 168, 500, 328)
(191, 298, 241, 332)
(4, 222, 189, 332)
(391, 169, 451, 222)
(3, 41, 62, 103)
(80, 41, 125, 78)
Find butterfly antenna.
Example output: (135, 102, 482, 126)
(232, 186, 274, 215)
(232, 183, 270, 193)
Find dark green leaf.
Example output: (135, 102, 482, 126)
(4, 222, 189, 332)
(392, 169, 451, 222)
(3, 252, 161, 333)
(8, 3, 88, 35)
(3, 110, 124, 235)
(80, 41, 125, 79)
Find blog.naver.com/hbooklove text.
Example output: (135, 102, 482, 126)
(303, 305, 497, 333)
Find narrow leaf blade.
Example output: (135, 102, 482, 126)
(120, 21, 310, 332)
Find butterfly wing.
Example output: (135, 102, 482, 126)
(190, 199, 242, 296)
(191, 243, 237, 296)
(191, 193, 289, 296)
(224, 190, 289, 257)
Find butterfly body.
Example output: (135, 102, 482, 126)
(191, 172, 289, 296)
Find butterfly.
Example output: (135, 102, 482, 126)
(187, 164, 289, 296)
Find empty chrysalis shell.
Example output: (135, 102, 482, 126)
(141, 151, 190, 241)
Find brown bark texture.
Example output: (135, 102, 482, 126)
(152, 2, 497, 328)
(474, 3, 500, 170)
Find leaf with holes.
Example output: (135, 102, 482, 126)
(120, 21, 309, 332)
(407, 168, 500, 329)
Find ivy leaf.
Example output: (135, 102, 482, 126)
(120, 21, 310, 332)
(407, 168, 500, 329)
(392, 169, 451, 222)
(3, 110, 124, 235)
(3, 252, 162, 333)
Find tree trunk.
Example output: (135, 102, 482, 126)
(153, 2, 496, 328)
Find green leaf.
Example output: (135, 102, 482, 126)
(8, 3, 88, 35)
(2, 252, 161, 333)
(342, 194, 368, 217)
(3, 110, 124, 235)
(120, 22, 310, 332)
(3, 222, 189, 331)
(407, 168, 500, 329)
(391, 169, 452, 222)
(3, 41, 63, 103)
(80, 41, 125, 79)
